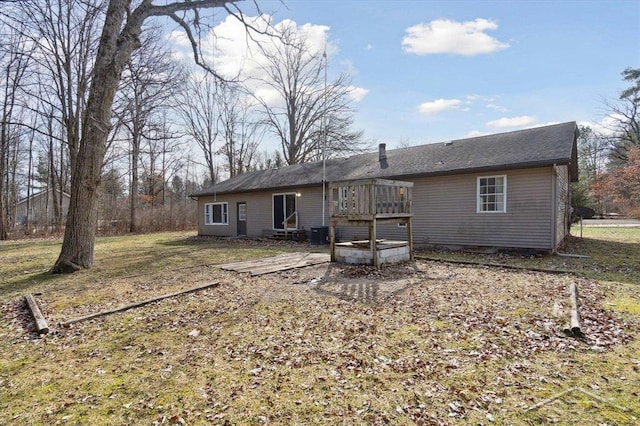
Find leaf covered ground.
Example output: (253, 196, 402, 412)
(1, 230, 639, 424)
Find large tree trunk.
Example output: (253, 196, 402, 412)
(130, 144, 139, 233)
(50, 0, 241, 272)
(51, 0, 140, 273)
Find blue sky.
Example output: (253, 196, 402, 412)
(250, 0, 640, 147)
(169, 0, 640, 150)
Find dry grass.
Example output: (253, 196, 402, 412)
(0, 229, 639, 424)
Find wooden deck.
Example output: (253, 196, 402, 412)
(328, 178, 414, 266)
(219, 252, 330, 276)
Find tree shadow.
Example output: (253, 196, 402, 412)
(0, 271, 63, 300)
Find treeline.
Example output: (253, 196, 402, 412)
(573, 68, 640, 220)
(0, 1, 366, 240)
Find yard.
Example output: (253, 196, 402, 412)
(1, 228, 639, 424)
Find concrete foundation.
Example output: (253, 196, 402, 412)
(334, 240, 410, 265)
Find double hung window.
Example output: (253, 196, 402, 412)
(477, 176, 506, 213)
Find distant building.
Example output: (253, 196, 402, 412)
(15, 189, 70, 227)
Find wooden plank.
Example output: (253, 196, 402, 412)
(24, 294, 49, 335)
(250, 253, 330, 276)
(219, 253, 301, 270)
(60, 282, 220, 327)
(219, 253, 330, 275)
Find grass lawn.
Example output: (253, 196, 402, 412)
(1, 229, 638, 424)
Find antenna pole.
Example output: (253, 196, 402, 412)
(321, 49, 327, 226)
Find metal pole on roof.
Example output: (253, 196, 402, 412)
(321, 48, 327, 227)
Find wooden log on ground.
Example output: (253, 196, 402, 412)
(24, 294, 49, 335)
(569, 282, 584, 337)
(59, 282, 220, 327)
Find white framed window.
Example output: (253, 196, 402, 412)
(477, 175, 506, 213)
(204, 202, 228, 225)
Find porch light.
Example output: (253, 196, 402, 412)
(296, 192, 302, 197)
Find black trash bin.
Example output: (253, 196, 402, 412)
(310, 226, 329, 245)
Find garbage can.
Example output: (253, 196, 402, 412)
(310, 226, 329, 245)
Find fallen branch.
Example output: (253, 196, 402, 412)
(60, 282, 220, 327)
(563, 282, 584, 338)
(414, 255, 572, 275)
(557, 252, 590, 259)
(24, 294, 49, 335)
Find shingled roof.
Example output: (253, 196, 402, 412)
(191, 121, 578, 197)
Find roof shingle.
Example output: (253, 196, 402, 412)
(191, 121, 578, 197)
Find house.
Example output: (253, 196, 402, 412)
(15, 189, 71, 227)
(190, 122, 579, 252)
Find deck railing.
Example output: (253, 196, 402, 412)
(329, 178, 413, 219)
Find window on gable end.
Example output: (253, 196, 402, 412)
(477, 176, 506, 213)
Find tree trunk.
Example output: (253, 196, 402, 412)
(52, 0, 140, 273)
(0, 122, 7, 240)
(50, 0, 245, 272)
(130, 136, 140, 233)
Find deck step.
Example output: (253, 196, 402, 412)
(270, 230, 306, 241)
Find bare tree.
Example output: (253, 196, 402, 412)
(114, 25, 185, 232)
(178, 72, 221, 184)
(216, 82, 263, 177)
(606, 67, 640, 166)
(4, 0, 264, 271)
(577, 125, 608, 183)
(0, 28, 32, 239)
(8, 0, 104, 173)
(253, 24, 364, 165)
(47, 0, 262, 272)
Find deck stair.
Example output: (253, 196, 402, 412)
(269, 229, 306, 241)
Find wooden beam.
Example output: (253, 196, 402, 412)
(407, 217, 414, 261)
(568, 282, 584, 337)
(330, 222, 336, 262)
(24, 294, 49, 335)
(60, 282, 220, 327)
(370, 220, 378, 267)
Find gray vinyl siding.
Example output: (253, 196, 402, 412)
(198, 167, 557, 250)
(197, 186, 327, 237)
(336, 167, 555, 250)
(554, 165, 570, 249)
(412, 168, 554, 250)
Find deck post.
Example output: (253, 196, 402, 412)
(407, 218, 414, 261)
(370, 219, 377, 267)
(330, 221, 336, 262)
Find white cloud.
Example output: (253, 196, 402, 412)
(486, 115, 536, 128)
(347, 86, 369, 102)
(365, 43, 373, 51)
(466, 130, 487, 138)
(174, 14, 334, 83)
(580, 114, 625, 137)
(402, 18, 510, 56)
(418, 98, 462, 115)
(486, 103, 508, 112)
